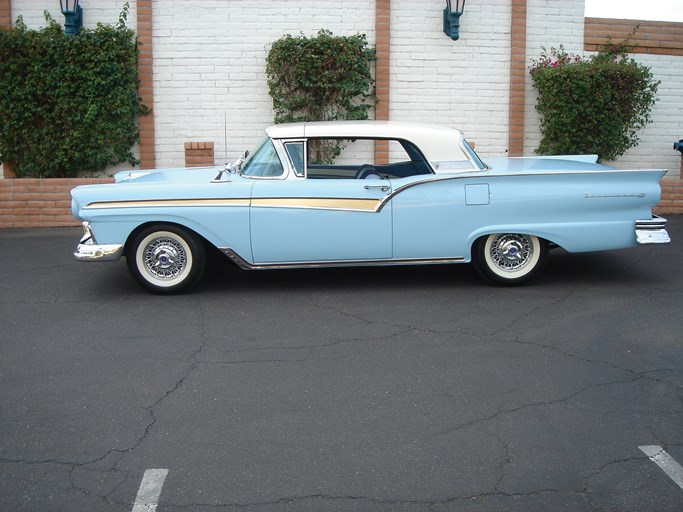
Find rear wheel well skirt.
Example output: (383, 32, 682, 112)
(467, 228, 559, 257)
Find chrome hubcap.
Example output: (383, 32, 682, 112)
(490, 234, 532, 271)
(143, 237, 187, 279)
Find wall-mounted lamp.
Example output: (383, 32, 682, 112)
(443, 0, 465, 41)
(60, 0, 83, 36)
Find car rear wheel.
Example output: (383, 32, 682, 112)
(473, 233, 548, 285)
(127, 225, 206, 294)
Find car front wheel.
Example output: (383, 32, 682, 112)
(127, 225, 206, 294)
(473, 233, 548, 285)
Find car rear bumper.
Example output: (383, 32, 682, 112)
(636, 215, 671, 245)
(73, 222, 124, 262)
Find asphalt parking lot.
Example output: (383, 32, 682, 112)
(1, 218, 682, 511)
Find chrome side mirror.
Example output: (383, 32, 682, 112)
(212, 151, 248, 182)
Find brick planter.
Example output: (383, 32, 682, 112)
(0, 178, 114, 229)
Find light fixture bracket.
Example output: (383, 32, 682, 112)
(443, 0, 465, 41)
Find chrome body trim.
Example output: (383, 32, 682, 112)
(85, 198, 250, 209)
(73, 222, 124, 261)
(221, 248, 465, 270)
(585, 193, 646, 199)
(635, 215, 671, 245)
(376, 169, 664, 212)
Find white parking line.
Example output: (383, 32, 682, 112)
(132, 469, 169, 512)
(639, 445, 683, 491)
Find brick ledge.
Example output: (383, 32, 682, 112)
(0, 178, 114, 229)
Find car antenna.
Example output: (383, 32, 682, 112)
(224, 109, 228, 165)
(211, 110, 232, 182)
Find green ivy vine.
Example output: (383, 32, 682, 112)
(0, 4, 148, 178)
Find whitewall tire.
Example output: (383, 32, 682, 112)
(127, 225, 206, 294)
(474, 233, 548, 286)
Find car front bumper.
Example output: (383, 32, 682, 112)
(636, 215, 671, 245)
(73, 222, 124, 262)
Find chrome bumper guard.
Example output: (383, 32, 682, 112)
(73, 222, 124, 262)
(635, 215, 671, 245)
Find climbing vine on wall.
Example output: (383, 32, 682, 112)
(266, 30, 377, 163)
(0, 5, 148, 178)
(266, 29, 377, 123)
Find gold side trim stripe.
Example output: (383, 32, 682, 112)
(251, 197, 382, 212)
(85, 197, 383, 212)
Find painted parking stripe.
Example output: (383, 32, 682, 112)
(639, 445, 683, 490)
(132, 469, 169, 512)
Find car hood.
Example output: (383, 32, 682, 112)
(114, 166, 224, 183)
(72, 166, 254, 216)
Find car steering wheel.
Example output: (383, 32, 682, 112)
(355, 164, 378, 179)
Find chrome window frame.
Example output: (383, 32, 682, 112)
(460, 137, 489, 171)
(282, 139, 307, 178)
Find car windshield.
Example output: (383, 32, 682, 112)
(241, 138, 284, 177)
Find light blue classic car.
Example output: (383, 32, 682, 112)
(71, 121, 670, 293)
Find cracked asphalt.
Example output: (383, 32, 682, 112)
(1, 218, 682, 511)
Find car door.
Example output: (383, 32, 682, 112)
(390, 176, 471, 259)
(250, 141, 393, 264)
(250, 180, 392, 264)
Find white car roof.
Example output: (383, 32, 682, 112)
(265, 121, 470, 164)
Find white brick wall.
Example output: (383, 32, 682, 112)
(151, 0, 375, 168)
(3, 0, 682, 178)
(390, 0, 512, 158)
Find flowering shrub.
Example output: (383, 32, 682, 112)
(529, 46, 584, 73)
(529, 44, 659, 161)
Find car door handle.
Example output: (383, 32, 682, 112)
(364, 185, 389, 192)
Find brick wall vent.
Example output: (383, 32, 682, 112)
(184, 142, 215, 168)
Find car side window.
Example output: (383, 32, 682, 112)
(305, 138, 432, 180)
(284, 142, 305, 177)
